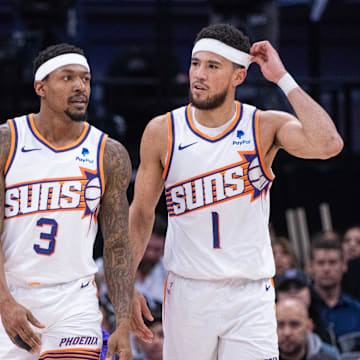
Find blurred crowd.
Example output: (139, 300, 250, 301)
(95, 219, 360, 360)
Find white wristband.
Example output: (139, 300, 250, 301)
(277, 73, 299, 96)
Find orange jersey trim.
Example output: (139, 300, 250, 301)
(162, 112, 174, 180)
(254, 110, 274, 181)
(163, 273, 169, 322)
(187, 101, 241, 141)
(39, 348, 101, 359)
(28, 113, 90, 151)
(99, 134, 108, 196)
(4, 119, 16, 175)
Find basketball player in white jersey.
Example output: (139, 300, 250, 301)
(0, 44, 135, 360)
(129, 24, 343, 359)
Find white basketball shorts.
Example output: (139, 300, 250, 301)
(163, 272, 279, 360)
(0, 275, 102, 359)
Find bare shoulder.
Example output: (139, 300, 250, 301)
(143, 114, 168, 141)
(0, 122, 11, 169)
(256, 109, 298, 164)
(259, 110, 297, 140)
(259, 109, 296, 125)
(141, 114, 168, 164)
(103, 137, 132, 191)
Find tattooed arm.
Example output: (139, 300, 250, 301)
(100, 137, 133, 360)
(0, 123, 44, 353)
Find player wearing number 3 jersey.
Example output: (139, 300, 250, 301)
(129, 24, 343, 360)
(0, 44, 135, 360)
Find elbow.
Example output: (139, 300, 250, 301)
(319, 135, 344, 159)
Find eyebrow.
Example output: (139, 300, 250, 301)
(59, 69, 90, 74)
(191, 56, 222, 66)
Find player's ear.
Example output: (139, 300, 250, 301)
(34, 80, 46, 98)
(232, 67, 247, 87)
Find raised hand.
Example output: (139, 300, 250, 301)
(250, 40, 287, 84)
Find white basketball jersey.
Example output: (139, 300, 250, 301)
(163, 101, 276, 280)
(3, 114, 107, 285)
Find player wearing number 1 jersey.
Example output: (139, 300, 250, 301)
(0, 44, 135, 360)
(129, 24, 343, 359)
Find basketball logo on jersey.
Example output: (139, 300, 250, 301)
(166, 151, 270, 217)
(4, 166, 102, 219)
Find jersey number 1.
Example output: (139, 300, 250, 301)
(34, 218, 58, 256)
(212, 211, 221, 249)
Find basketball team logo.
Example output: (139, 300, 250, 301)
(84, 176, 102, 213)
(166, 150, 272, 217)
(4, 166, 102, 219)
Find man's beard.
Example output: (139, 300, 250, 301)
(64, 109, 88, 122)
(189, 87, 228, 110)
(279, 342, 304, 358)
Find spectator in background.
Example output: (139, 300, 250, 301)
(276, 268, 332, 345)
(311, 231, 341, 246)
(342, 225, 360, 301)
(276, 269, 311, 307)
(276, 298, 341, 360)
(341, 225, 360, 263)
(272, 237, 299, 277)
(310, 239, 360, 341)
(135, 215, 167, 308)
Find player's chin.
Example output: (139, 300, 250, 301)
(65, 109, 88, 122)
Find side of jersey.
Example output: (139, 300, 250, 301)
(163, 102, 275, 280)
(3, 114, 107, 285)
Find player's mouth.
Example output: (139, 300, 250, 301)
(192, 82, 209, 93)
(68, 95, 88, 109)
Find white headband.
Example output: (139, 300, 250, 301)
(192, 38, 251, 69)
(35, 53, 90, 81)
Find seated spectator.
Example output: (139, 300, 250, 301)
(342, 256, 360, 301)
(277, 298, 341, 360)
(276, 268, 332, 345)
(133, 301, 163, 360)
(310, 238, 360, 341)
(341, 225, 360, 301)
(311, 231, 341, 244)
(272, 236, 298, 277)
(135, 215, 167, 308)
(341, 225, 360, 263)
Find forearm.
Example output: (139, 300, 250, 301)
(103, 236, 135, 327)
(129, 205, 156, 268)
(287, 86, 343, 158)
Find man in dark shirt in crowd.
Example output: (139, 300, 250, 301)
(310, 239, 360, 341)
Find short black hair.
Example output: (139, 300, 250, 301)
(33, 43, 85, 77)
(194, 23, 250, 54)
(310, 238, 343, 260)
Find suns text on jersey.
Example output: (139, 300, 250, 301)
(166, 162, 252, 217)
(165, 151, 271, 217)
(5, 179, 88, 218)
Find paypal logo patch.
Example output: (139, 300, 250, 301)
(76, 147, 94, 164)
(233, 130, 250, 146)
(237, 130, 245, 139)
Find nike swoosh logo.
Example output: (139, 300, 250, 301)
(21, 146, 41, 153)
(81, 281, 90, 289)
(265, 284, 271, 291)
(178, 142, 198, 150)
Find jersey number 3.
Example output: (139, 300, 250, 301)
(34, 218, 58, 256)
